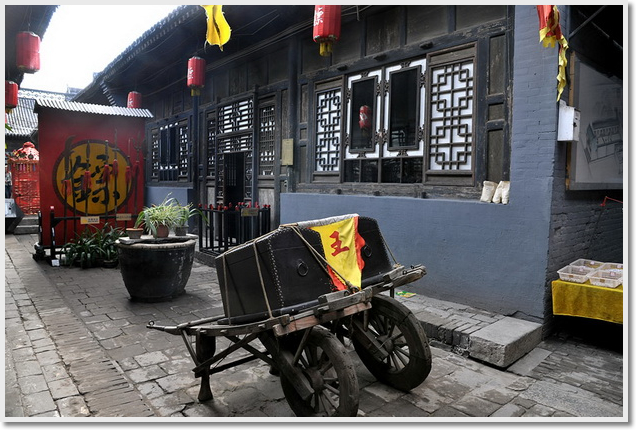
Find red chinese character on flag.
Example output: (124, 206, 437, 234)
(329, 230, 350, 257)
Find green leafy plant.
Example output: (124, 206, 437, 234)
(134, 194, 181, 238)
(95, 224, 124, 262)
(63, 229, 100, 269)
(62, 224, 123, 268)
(174, 202, 207, 228)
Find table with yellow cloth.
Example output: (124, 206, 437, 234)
(551, 279, 623, 324)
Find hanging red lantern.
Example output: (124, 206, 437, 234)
(187, 56, 206, 96)
(313, 5, 341, 57)
(5, 81, 18, 112)
(359, 105, 372, 130)
(16, 31, 41, 74)
(127, 91, 142, 108)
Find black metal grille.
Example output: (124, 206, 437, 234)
(259, 105, 275, 176)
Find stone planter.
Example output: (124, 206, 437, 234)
(116, 236, 196, 302)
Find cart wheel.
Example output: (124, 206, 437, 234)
(280, 327, 359, 417)
(352, 294, 432, 391)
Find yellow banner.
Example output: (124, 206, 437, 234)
(310, 216, 365, 290)
(201, 5, 231, 51)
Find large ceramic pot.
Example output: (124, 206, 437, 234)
(116, 237, 196, 302)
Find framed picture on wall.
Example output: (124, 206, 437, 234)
(569, 54, 624, 190)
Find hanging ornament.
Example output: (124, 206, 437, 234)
(187, 56, 206, 96)
(127, 91, 142, 108)
(313, 5, 341, 57)
(201, 5, 231, 51)
(5, 81, 18, 113)
(16, 31, 41, 73)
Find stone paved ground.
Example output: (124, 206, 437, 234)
(4, 233, 625, 420)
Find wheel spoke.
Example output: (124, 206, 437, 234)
(393, 347, 410, 367)
(319, 358, 334, 375)
(321, 390, 339, 412)
(323, 382, 340, 395)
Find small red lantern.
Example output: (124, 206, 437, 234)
(313, 5, 341, 57)
(5, 81, 18, 112)
(16, 31, 41, 74)
(127, 91, 142, 108)
(187, 56, 206, 96)
(359, 105, 372, 130)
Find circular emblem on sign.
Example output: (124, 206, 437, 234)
(52, 139, 132, 215)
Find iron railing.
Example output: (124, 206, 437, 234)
(198, 204, 271, 256)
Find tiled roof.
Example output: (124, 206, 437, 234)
(4, 88, 65, 137)
(34, 98, 153, 118)
(6, 97, 37, 137)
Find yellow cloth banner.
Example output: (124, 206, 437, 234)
(552, 280, 623, 324)
(537, 5, 568, 101)
(201, 5, 231, 51)
(310, 216, 365, 291)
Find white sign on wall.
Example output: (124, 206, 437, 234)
(570, 58, 623, 190)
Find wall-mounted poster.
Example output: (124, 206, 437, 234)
(570, 57, 623, 190)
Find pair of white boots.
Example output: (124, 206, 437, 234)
(481, 180, 510, 204)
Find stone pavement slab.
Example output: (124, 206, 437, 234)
(4, 233, 625, 420)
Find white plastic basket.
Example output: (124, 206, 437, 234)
(557, 265, 594, 283)
(588, 269, 623, 289)
(570, 259, 604, 270)
(599, 262, 623, 272)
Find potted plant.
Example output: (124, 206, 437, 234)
(62, 228, 100, 269)
(174, 202, 206, 236)
(96, 224, 124, 268)
(62, 224, 123, 269)
(116, 194, 197, 301)
(125, 226, 144, 239)
(134, 195, 181, 238)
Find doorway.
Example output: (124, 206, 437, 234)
(223, 152, 245, 206)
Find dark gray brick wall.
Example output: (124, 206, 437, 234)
(544, 6, 624, 333)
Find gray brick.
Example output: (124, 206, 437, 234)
(23, 391, 56, 416)
(18, 374, 48, 395)
(56, 396, 91, 417)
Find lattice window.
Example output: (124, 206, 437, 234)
(218, 135, 252, 153)
(259, 105, 276, 176)
(218, 99, 253, 133)
(150, 128, 160, 180)
(206, 111, 217, 180)
(428, 60, 474, 172)
(315, 88, 342, 172)
(178, 123, 189, 178)
(150, 119, 189, 181)
(215, 97, 254, 205)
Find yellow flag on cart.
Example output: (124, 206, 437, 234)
(309, 216, 366, 291)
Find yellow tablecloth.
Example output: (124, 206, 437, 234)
(552, 280, 623, 324)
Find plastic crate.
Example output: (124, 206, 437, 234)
(570, 258, 604, 270)
(599, 262, 623, 272)
(557, 265, 594, 283)
(588, 269, 623, 289)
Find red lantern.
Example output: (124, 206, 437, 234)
(127, 91, 142, 108)
(16, 31, 41, 74)
(187, 56, 206, 96)
(359, 105, 372, 130)
(313, 5, 341, 57)
(5, 81, 18, 112)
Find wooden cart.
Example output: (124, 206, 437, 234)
(147, 215, 432, 417)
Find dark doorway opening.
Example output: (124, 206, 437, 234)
(223, 152, 245, 206)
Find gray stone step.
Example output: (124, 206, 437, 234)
(19, 215, 39, 226)
(13, 224, 39, 235)
(394, 290, 542, 368)
(12, 216, 39, 235)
